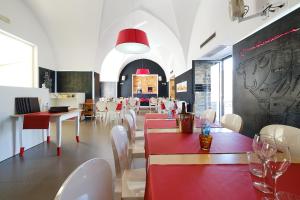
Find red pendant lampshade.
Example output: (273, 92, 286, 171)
(115, 28, 150, 54)
(136, 68, 150, 75)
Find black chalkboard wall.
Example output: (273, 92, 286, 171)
(57, 71, 93, 99)
(175, 69, 194, 112)
(39, 67, 55, 92)
(233, 8, 300, 137)
(94, 72, 100, 99)
(118, 59, 168, 97)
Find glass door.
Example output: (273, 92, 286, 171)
(194, 61, 221, 121)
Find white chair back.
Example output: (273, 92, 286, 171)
(221, 114, 243, 132)
(201, 109, 216, 123)
(129, 98, 136, 107)
(111, 125, 130, 178)
(129, 109, 138, 130)
(107, 101, 117, 111)
(54, 158, 113, 200)
(165, 100, 174, 110)
(124, 114, 135, 144)
(96, 101, 107, 112)
(149, 97, 157, 105)
(260, 124, 300, 158)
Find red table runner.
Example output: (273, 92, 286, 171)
(23, 112, 50, 129)
(145, 131, 252, 157)
(146, 164, 300, 200)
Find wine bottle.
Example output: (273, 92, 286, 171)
(181, 102, 186, 114)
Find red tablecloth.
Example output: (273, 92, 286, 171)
(146, 164, 300, 200)
(145, 131, 252, 157)
(144, 113, 169, 119)
(144, 119, 177, 132)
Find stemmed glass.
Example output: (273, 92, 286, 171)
(265, 143, 291, 200)
(252, 134, 277, 193)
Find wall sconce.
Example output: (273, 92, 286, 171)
(121, 75, 126, 81)
(158, 76, 162, 81)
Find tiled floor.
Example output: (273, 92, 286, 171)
(0, 112, 145, 200)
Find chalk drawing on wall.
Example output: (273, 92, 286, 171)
(237, 48, 300, 125)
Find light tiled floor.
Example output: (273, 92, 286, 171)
(0, 111, 146, 200)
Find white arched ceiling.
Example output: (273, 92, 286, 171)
(24, 0, 104, 71)
(99, 10, 186, 82)
(97, 0, 201, 69)
(187, 0, 300, 69)
(23, 0, 200, 75)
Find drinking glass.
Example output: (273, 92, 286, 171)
(251, 134, 277, 194)
(247, 151, 263, 177)
(266, 144, 291, 200)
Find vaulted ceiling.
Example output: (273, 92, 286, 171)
(24, 0, 201, 79)
(22, 0, 300, 81)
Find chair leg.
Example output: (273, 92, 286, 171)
(19, 129, 24, 157)
(20, 147, 24, 157)
(57, 147, 61, 156)
(46, 123, 51, 143)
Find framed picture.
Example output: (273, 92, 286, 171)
(176, 81, 187, 92)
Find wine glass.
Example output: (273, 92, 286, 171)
(251, 134, 277, 194)
(266, 143, 291, 200)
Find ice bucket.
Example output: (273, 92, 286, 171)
(178, 113, 194, 133)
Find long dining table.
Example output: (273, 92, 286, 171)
(143, 115, 300, 200)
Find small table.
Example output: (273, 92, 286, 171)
(12, 109, 81, 156)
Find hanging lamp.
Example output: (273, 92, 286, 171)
(115, 28, 150, 54)
(135, 59, 150, 74)
(136, 68, 150, 75)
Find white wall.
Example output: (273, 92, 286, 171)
(188, 0, 300, 68)
(0, 0, 56, 70)
(0, 86, 49, 162)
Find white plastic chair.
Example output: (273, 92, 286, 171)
(201, 109, 216, 123)
(95, 101, 107, 123)
(149, 97, 157, 112)
(221, 114, 243, 132)
(128, 109, 144, 139)
(111, 125, 145, 199)
(124, 114, 145, 158)
(106, 101, 119, 125)
(260, 124, 300, 158)
(54, 158, 113, 200)
(128, 98, 137, 111)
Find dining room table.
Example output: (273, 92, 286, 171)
(145, 153, 300, 200)
(143, 117, 300, 200)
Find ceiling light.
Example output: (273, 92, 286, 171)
(115, 28, 150, 54)
(136, 68, 150, 75)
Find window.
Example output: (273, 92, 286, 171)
(210, 62, 221, 121)
(0, 30, 36, 87)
